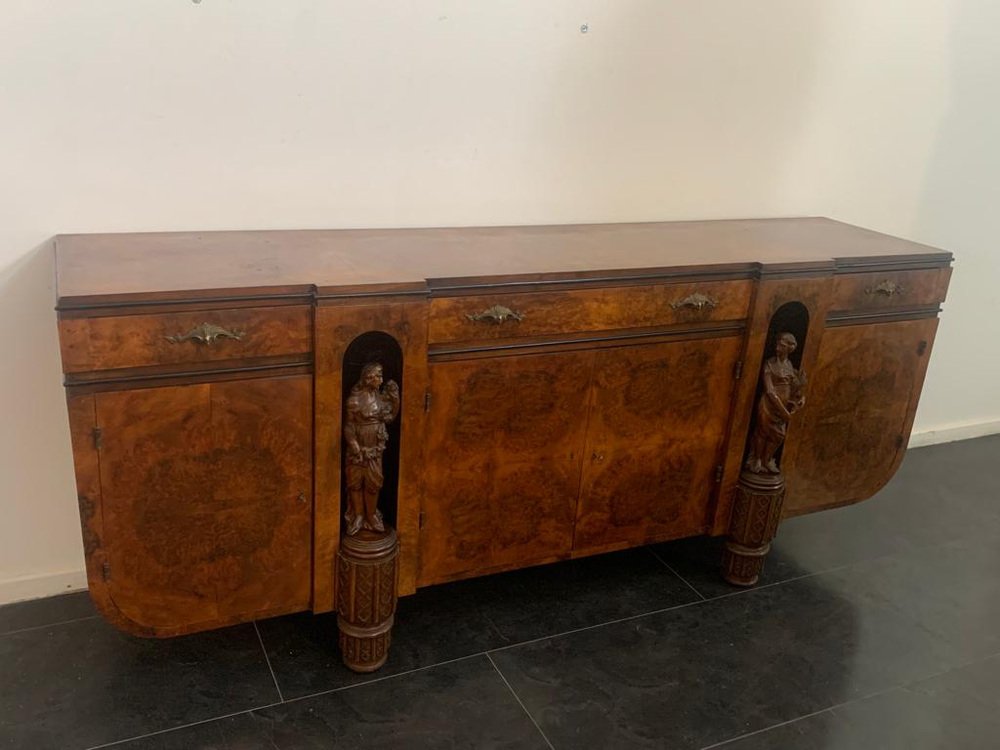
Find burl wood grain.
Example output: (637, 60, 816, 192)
(418, 351, 594, 585)
(573, 336, 742, 550)
(59, 305, 312, 373)
(830, 268, 951, 313)
(428, 280, 752, 345)
(93, 376, 312, 634)
(784, 318, 938, 514)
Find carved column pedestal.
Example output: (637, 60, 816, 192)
(336, 527, 398, 673)
(721, 471, 785, 587)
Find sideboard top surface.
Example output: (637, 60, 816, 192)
(55, 217, 951, 303)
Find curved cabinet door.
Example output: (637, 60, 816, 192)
(418, 351, 594, 585)
(93, 375, 313, 635)
(573, 335, 742, 551)
(785, 318, 938, 514)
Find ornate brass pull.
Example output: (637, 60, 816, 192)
(865, 280, 904, 297)
(671, 293, 718, 311)
(166, 322, 245, 345)
(466, 305, 525, 324)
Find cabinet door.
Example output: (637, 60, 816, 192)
(94, 375, 312, 633)
(418, 351, 594, 585)
(573, 336, 742, 551)
(785, 318, 937, 514)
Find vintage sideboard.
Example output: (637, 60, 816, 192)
(55, 218, 951, 670)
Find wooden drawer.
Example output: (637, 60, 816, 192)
(428, 280, 752, 345)
(59, 305, 312, 373)
(831, 268, 951, 314)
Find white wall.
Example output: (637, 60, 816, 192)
(2, 1, 998, 603)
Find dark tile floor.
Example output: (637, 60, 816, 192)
(1, 435, 998, 749)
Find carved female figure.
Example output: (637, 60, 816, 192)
(344, 362, 401, 536)
(745, 332, 806, 474)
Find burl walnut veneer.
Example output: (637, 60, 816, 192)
(55, 218, 952, 669)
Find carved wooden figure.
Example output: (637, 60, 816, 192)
(724, 332, 806, 586)
(343, 363, 400, 536)
(337, 361, 402, 672)
(744, 332, 806, 475)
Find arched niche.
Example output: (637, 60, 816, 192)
(743, 301, 810, 470)
(341, 331, 404, 531)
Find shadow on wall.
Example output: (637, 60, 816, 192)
(0, 239, 85, 600)
(530, 1, 833, 219)
(914, 0, 1000, 429)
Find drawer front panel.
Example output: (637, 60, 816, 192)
(60, 305, 312, 373)
(831, 268, 950, 314)
(428, 280, 752, 345)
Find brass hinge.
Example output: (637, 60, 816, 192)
(92, 427, 103, 450)
(101, 561, 111, 581)
(715, 465, 724, 483)
(734, 361, 743, 380)
(424, 391, 432, 412)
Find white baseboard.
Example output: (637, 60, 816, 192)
(0, 568, 88, 606)
(908, 419, 1000, 449)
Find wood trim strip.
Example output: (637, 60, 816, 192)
(65, 361, 312, 393)
(427, 265, 758, 295)
(826, 305, 942, 326)
(833, 254, 953, 273)
(429, 321, 746, 361)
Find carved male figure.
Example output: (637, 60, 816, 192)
(745, 332, 806, 474)
(344, 362, 401, 536)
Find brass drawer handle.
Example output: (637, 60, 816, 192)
(671, 293, 718, 311)
(166, 322, 245, 345)
(466, 305, 525, 324)
(865, 280, 905, 297)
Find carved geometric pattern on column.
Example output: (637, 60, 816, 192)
(721, 472, 784, 587)
(336, 528, 399, 673)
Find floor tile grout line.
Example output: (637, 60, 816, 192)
(61, 520, 1000, 746)
(697, 705, 841, 750)
(486, 652, 556, 750)
(0, 614, 101, 638)
(81, 644, 1000, 750)
(487, 598, 709, 655)
(84, 701, 284, 749)
(647, 547, 707, 601)
(279, 652, 490, 706)
(254, 620, 285, 703)
(487, 542, 938, 657)
(700, 679, 930, 750)
(698, 649, 1000, 750)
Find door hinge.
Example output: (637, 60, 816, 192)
(715, 465, 724, 483)
(424, 391, 432, 412)
(92, 427, 103, 450)
(895, 434, 905, 449)
(917, 340, 928, 356)
(734, 361, 744, 380)
(101, 561, 111, 581)
(419, 511, 426, 529)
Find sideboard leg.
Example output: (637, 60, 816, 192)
(721, 471, 785, 587)
(336, 527, 399, 673)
